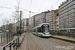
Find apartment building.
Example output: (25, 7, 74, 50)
(32, 10, 50, 28)
(5, 23, 17, 33)
(49, 10, 55, 31)
(12, 23, 17, 33)
(32, 10, 59, 31)
(29, 17, 33, 31)
(54, 9, 59, 31)
(59, 0, 75, 32)
(32, 15, 35, 27)
(23, 18, 29, 31)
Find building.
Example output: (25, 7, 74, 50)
(32, 10, 60, 32)
(23, 18, 29, 31)
(49, 10, 55, 31)
(12, 23, 17, 33)
(32, 10, 50, 28)
(59, 0, 75, 32)
(0, 25, 5, 31)
(5, 23, 17, 33)
(29, 17, 33, 31)
(32, 15, 35, 28)
(54, 9, 59, 31)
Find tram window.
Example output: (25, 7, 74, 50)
(37, 27, 41, 32)
(42, 25, 49, 32)
(41, 26, 44, 32)
(34, 29, 36, 32)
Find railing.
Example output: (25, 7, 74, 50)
(0, 32, 15, 43)
(0, 37, 19, 50)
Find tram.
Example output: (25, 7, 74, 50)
(32, 23, 51, 37)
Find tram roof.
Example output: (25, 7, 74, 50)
(33, 23, 49, 29)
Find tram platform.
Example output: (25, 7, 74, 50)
(52, 35, 75, 43)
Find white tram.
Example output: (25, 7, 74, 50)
(32, 23, 51, 37)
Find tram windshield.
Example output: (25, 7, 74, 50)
(42, 25, 49, 32)
(44, 26, 49, 32)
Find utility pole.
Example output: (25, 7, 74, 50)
(20, 11, 22, 35)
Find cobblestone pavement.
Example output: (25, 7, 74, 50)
(19, 33, 75, 50)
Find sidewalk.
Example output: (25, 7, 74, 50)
(17, 33, 26, 50)
(19, 33, 26, 45)
(51, 35, 75, 43)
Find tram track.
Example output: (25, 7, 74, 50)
(30, 33, 75, 50)
(20, 33, 75, 50)
(44, 38, 75, 50)
(26, 33, 42, 50)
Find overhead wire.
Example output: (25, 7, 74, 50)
(38, 0, 45, 13)
(50, 0, 59, 10)
(16, 0, 21, 11)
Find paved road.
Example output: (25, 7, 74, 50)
(19, 33, 75, 50)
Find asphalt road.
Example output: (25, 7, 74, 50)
(20, 33, 75, 50)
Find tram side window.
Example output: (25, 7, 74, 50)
(37, 27, 41, 32)
(34, 29, 36, 32)
(41, 26, 44, 32)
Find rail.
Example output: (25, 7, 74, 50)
(0, 37, 19, 50)
(0, 32, 15, 43)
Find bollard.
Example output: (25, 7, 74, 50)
(18, 37, 19, 47)
(9, 43, 11, 50)
(3, 47, 5, 50)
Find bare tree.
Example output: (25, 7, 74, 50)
(1, 18, 8, 30)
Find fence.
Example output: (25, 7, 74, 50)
(51, 32, 75, 38)
(0, 32, 15, 43)
(0, 37, 19, 50)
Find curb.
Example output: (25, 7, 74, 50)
(17, 33, 26, 50)
(20, 33, 26, 44)
(51, 36, 75, 43)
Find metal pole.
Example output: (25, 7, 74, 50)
(20, 11, 22, 35)
(9, 43, 11, 50)
(23, 22, 24, 32)
(1, 34, 2, 42)
(3, 47, 5, 50)
(7, 33, 8, 43)
(18, 37, 19, 47)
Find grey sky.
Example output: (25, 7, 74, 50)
(0, 0, 65, 26)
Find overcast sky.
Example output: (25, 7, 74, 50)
(0, 0, 65, 26)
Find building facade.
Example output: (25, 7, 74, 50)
(49, 10, 55, 31)
(32, 10, 59, 31)
(32, 10, 50, 28)
(22, 18, 29, 31)
(54, 9, 59, 31)
(29, 17, 33, 31)
(59, 0, 75, 32)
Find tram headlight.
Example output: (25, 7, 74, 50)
(46, 32, 48, 35)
